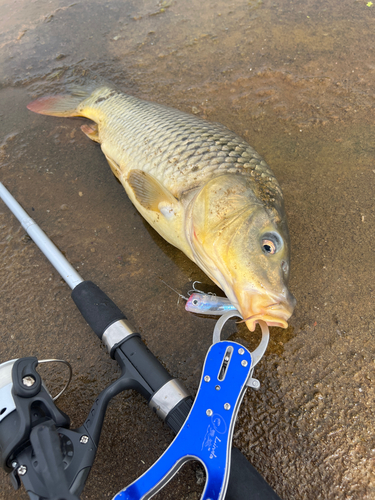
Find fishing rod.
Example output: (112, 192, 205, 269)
(0, 182, 281, 500)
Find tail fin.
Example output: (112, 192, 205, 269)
(27, 84, 116, 119)
(27, 93, 88, 117)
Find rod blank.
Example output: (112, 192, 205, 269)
(0, 182, 83, 290)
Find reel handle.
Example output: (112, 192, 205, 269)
(28, 421, 80, 500)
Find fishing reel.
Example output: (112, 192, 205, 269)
(0, 357, 92, 499)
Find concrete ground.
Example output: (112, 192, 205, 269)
(0, 0, 374, 498)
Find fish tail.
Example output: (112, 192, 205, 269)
(27, 93, 89, 117)
(26, 85, 108, 118)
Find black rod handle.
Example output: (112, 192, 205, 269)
(71, 281, 126, 338)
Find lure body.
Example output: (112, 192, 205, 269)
(185, 293, 237, 316)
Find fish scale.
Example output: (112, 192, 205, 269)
(27, 85, 296, 332)
(90, 91, 276, 193)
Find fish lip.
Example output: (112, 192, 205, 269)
(245, 315, 289, 332)
(238, 297, 295, 332)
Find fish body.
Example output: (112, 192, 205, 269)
(27, 85, 296, 331)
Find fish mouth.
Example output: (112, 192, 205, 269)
(242, 312, 289, 332)
(235, 293, 296, 332)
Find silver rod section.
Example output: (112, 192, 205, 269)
(0, 182, 83, 290)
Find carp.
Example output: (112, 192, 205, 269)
(27, 86, 296, 331)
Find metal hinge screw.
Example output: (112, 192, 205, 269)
(224, 403, 231, 410)
(22, 376, 35, 387)
(80, 435, 89, 444)
(238, 348, 245, 355)
(249, 378, 260, 390)
(204, 375, 210, 382)
(241, 360, 248, 367)
(18, 465, 27, 476)
(206, 409, 213, 416)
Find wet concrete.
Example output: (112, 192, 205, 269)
(0, 0, 374, 499)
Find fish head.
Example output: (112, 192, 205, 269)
(187, 174, 296, 332)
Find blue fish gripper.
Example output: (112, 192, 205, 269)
(113, 338, 254, 500)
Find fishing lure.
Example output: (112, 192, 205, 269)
(161, 280, 238, 316)
(185, 292, 237, 315)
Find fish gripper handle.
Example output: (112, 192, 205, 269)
(113, 340, 252, 500)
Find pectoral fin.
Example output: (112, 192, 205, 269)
(127, 170, 180, 217)
(126, 169, 192, 259)
(81, 123, 100, 142)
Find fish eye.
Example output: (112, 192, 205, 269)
(192, 299, 198, 305)
(262, 239, 276, 254)
(261, 232, 283, 255)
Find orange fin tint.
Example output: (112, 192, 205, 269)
(27, 94, 84, 117)
(81, 123, 100, 142)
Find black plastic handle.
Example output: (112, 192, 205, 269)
(29, 421, 80, 500)
(114, 335, 174, 400)
(228, 448, 281, 500)
(71, 281, 126, 338)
